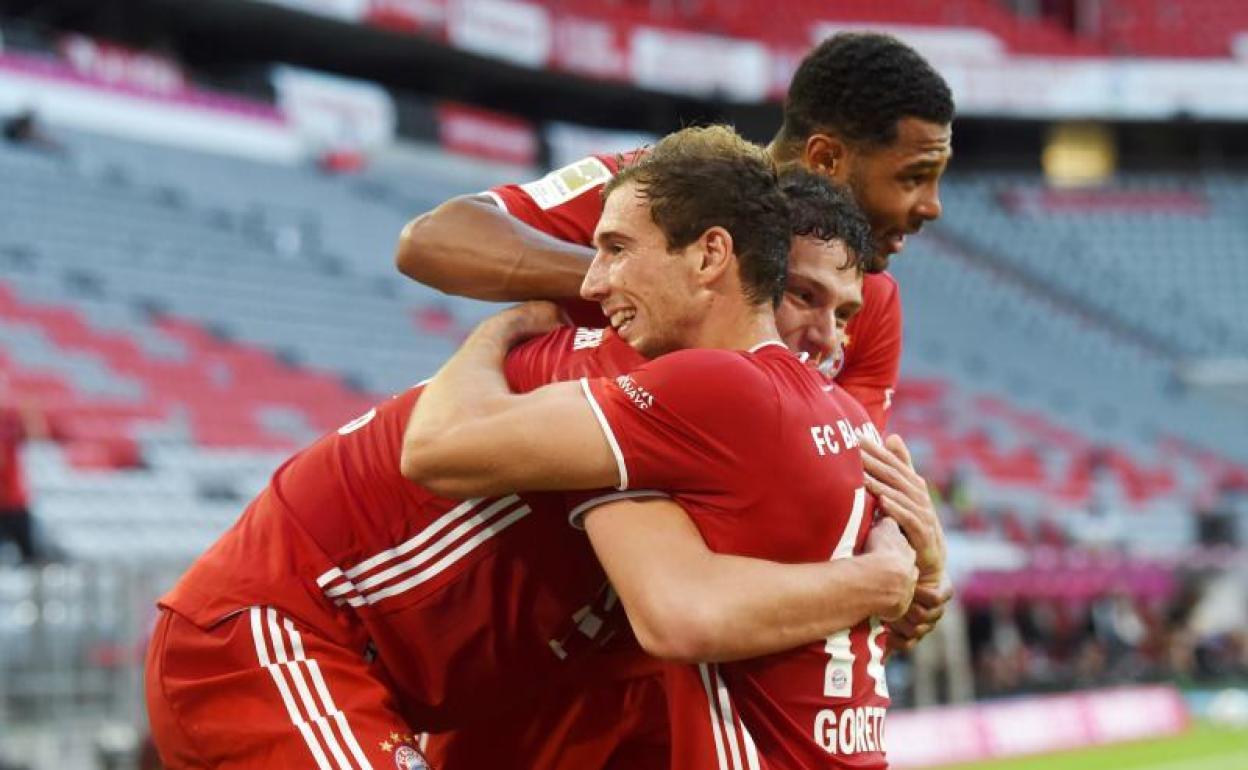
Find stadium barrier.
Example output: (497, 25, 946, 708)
(888, 684, 1189, 768)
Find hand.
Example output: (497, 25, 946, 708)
(861, 434, 946, 582)
(480, 301, 567, 349)
(864, 518, 919, 622)
(885, 575, 953, 653)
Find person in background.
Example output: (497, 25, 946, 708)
(0, 374, 48, 564)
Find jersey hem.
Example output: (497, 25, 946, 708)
(566, 489, 671, 530)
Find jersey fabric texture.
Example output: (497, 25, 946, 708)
(148, 327, 672, 769)
(580, 343, 891, 770)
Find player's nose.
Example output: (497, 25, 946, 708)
(915, 184, 943, 223)
(580, 254, 610, 302)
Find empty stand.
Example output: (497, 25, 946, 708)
(2, 128, 1245, 564)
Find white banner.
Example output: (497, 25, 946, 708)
(0, 53, 299, 162)
(630, 27, 770, 102)
(272, 66, 396, 152)
(446, 0, 551, 68)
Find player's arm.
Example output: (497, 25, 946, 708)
(395, 195, 593, 302)
(584, 498, 918, 663)
(400, 303, 620, 498)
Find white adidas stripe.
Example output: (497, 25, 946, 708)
(362, 503, 531, 605)
(698, 664, 732, 770)
(250, 607, 375, 770)
(713, 665, 747, 770)
(316, 496, 491, 589)
(283, 617, 374, 770)
(352, 496, 521, 594)
(698, 663, 761, 770)
(251, 607, 334, 770)
(318, 496, 531, 607)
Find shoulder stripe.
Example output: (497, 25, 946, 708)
(318, 496, 530, 608)
(344, 497, 488, 582)
(361, 503, 530, 605)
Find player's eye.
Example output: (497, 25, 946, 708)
(787, 289, 813, 306)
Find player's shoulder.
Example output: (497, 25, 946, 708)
(631, 347, 779, 406)
(863, 271, 900, 304)
(830, 384, 874, 427)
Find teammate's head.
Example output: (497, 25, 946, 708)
(584, 125, 790, 358)
(774, 169, 872, 370)
(771, 32, 955, 270)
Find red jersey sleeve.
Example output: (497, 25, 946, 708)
(578, 349, 778, 494)
(487, 154, 619, 246)
(503, 326, 578, 394)
(836, 272, 902, 432)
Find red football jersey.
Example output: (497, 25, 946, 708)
(487, 154, 903, 430)
(578, 343, 891, 770)
(160, 327, 653, 731)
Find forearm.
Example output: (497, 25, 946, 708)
(672, 552, 904, 663)
(402, 319, 515, 478)
(396, 195, 593, 301)
(401, 304, 615, 496)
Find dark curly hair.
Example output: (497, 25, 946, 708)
(774, 32, 954, 153)
(780, 169, 873, 273)
(605, 125, 790, 307)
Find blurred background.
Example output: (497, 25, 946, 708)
(0, 1, 1244, 768)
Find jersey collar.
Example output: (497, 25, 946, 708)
(747, 340, 788, 354)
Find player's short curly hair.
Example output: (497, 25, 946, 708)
(604, 125, 789, 307)
(780, 169, 873, 274)
(775, 32, 954, 153)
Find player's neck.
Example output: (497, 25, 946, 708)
(690, 299, 781, 354)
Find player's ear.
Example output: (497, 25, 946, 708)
(696, 226, 735, 286)
(804, 134, 850, 183)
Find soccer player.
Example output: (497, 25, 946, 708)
(397, 32, 952, 436)
(143, 135, 924, 770)
(404, 126, 941, 770)
(400, 31, 953, 769)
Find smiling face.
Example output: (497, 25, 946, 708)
(581, 181, 708, 359)
(838, 118, 952, 270)
(774, 236, 864, 368)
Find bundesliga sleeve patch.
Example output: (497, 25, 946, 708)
(519, 157, 612, 210)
